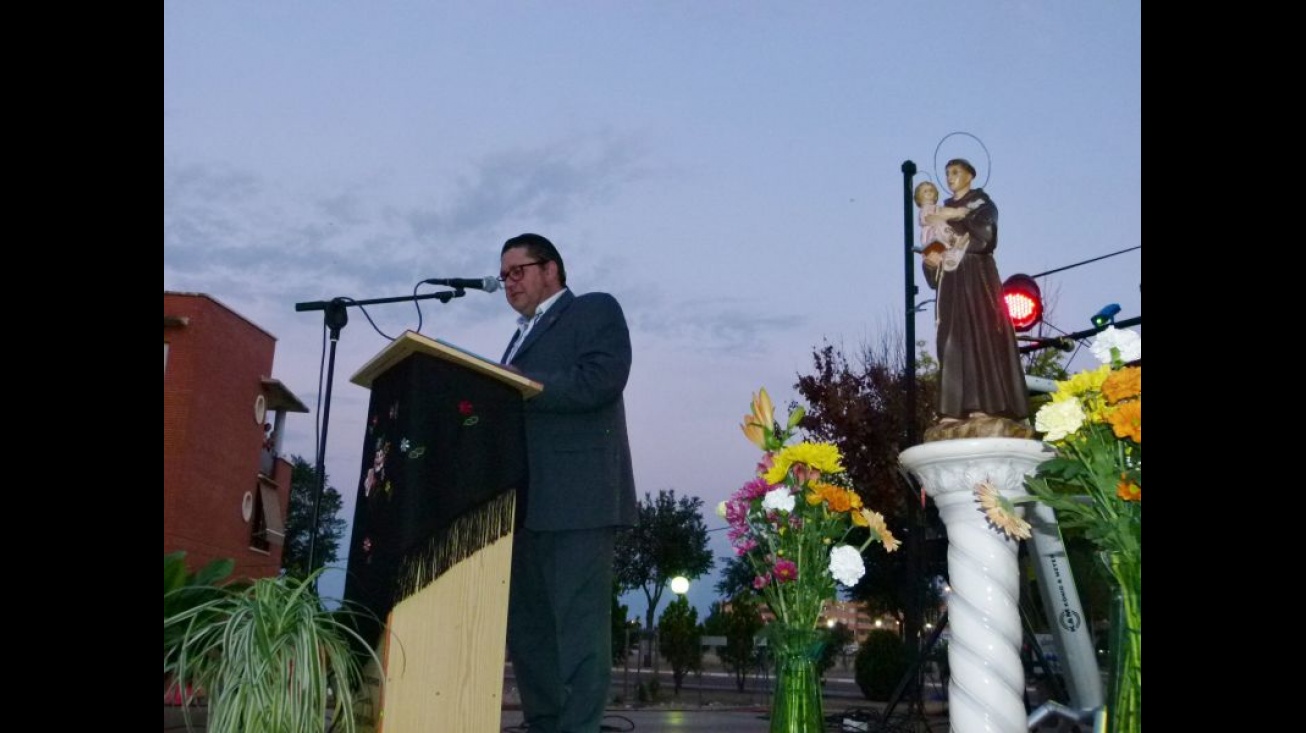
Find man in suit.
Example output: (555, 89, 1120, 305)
(498, 233, 638, 733)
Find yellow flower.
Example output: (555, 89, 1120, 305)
(1051, 364, 1110, 402)
(1106, 399, 1141, 443)
(974, 481, 1032, 541)
(763, 441, 845, 484)
(1101, 366, 1141, 404)
(880, 532, 901, 553)
(1034, 398, 1085, 443)
(753, 388, 775, 425)
(739, 388, 775, 449)
(740, 419, 766, 450)
(860, 509, 901, 552)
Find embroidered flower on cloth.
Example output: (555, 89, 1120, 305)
(457, 399, 479, 426)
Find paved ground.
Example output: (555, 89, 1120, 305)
(165, 664, 953, 732)
(164, 657, 1088, 732)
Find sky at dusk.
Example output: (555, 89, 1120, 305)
(164, 1, 1142, 622)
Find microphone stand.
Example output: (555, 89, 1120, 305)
(294, 289, 467, 574)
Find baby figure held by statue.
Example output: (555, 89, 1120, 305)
(915, 180, 969, 277)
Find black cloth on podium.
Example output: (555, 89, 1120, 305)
(341, 351, 527, 650)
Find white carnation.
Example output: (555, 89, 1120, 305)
(761, 487, 795, 513)
(1089, 326, 1141, 365)
(828, 545, 865, 587)
(1034, 399, 1086, 442)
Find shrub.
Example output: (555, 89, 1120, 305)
(854, 629, 909, 701)
(164, 551, 248, 685)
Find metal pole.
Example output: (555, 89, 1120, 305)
(902, 160, 918, 447)
(307, 299, 347, 573)
(294, 289, 461, 575)
(900, 160, 926, 717)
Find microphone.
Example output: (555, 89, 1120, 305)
(423, 276, 501, 293)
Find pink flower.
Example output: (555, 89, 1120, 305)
(736, 477, 771, 501)
(753, 574, 771, 590)
(773, 558, 798, 583)
(724, 499, 750, 528)
(791, 464, 821, 486)
(732, 537, 758, 556)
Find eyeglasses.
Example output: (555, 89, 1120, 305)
(498, 260, 546, 283)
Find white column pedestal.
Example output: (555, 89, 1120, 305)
(899, 438, 1053, 733)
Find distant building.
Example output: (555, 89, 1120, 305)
(164, 291, 309, 581)
(727, 597, 886, 643)
(820, 599, 881, 641)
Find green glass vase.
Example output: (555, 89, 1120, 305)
(1103, 551, 1141, 733)
(769, 628, 826, 733)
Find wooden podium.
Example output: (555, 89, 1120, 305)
(343, 331, 540, 733)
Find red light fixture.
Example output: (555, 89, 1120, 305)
(1002, 274, 1042, 332)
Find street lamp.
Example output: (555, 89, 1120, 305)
(670, 576, 690, 595)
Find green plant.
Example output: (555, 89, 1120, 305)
(163, 567, 382, 733)
(854, 629, 908, 701)
(164, 551, 248, 685)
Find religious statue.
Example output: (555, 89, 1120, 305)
(919, 159, 1034, 441)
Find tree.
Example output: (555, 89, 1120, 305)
(703, 595, 764, 692)
(610, 581, 637, 665)
(281, 455, 348, 579)
(713, 555, 758, 601)
(657, 595, 702, 694)
(614, 489, 715, 635)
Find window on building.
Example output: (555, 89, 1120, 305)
(250, 478, 285, 552)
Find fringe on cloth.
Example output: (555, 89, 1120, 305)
(393, 489, 516, 606)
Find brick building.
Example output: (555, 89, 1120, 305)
(725, 597, 885, 643)
(164, 291, 309, 581)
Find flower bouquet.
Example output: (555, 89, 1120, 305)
(979, 326, 1141, 732)
(722, 388, 900, 733)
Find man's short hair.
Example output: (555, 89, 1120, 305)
(502, 233, 567, 286)
(945, 158, 977, 178)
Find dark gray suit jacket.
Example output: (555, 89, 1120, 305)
(502, 289, 638, 531)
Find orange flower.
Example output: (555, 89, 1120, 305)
(810, 482, 851, 512)
(1116, 476, 1141, 502)
(846, 490, 863, 511)
(1106, 399, 1141, 443)
(1101, 366, 1141, 404)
